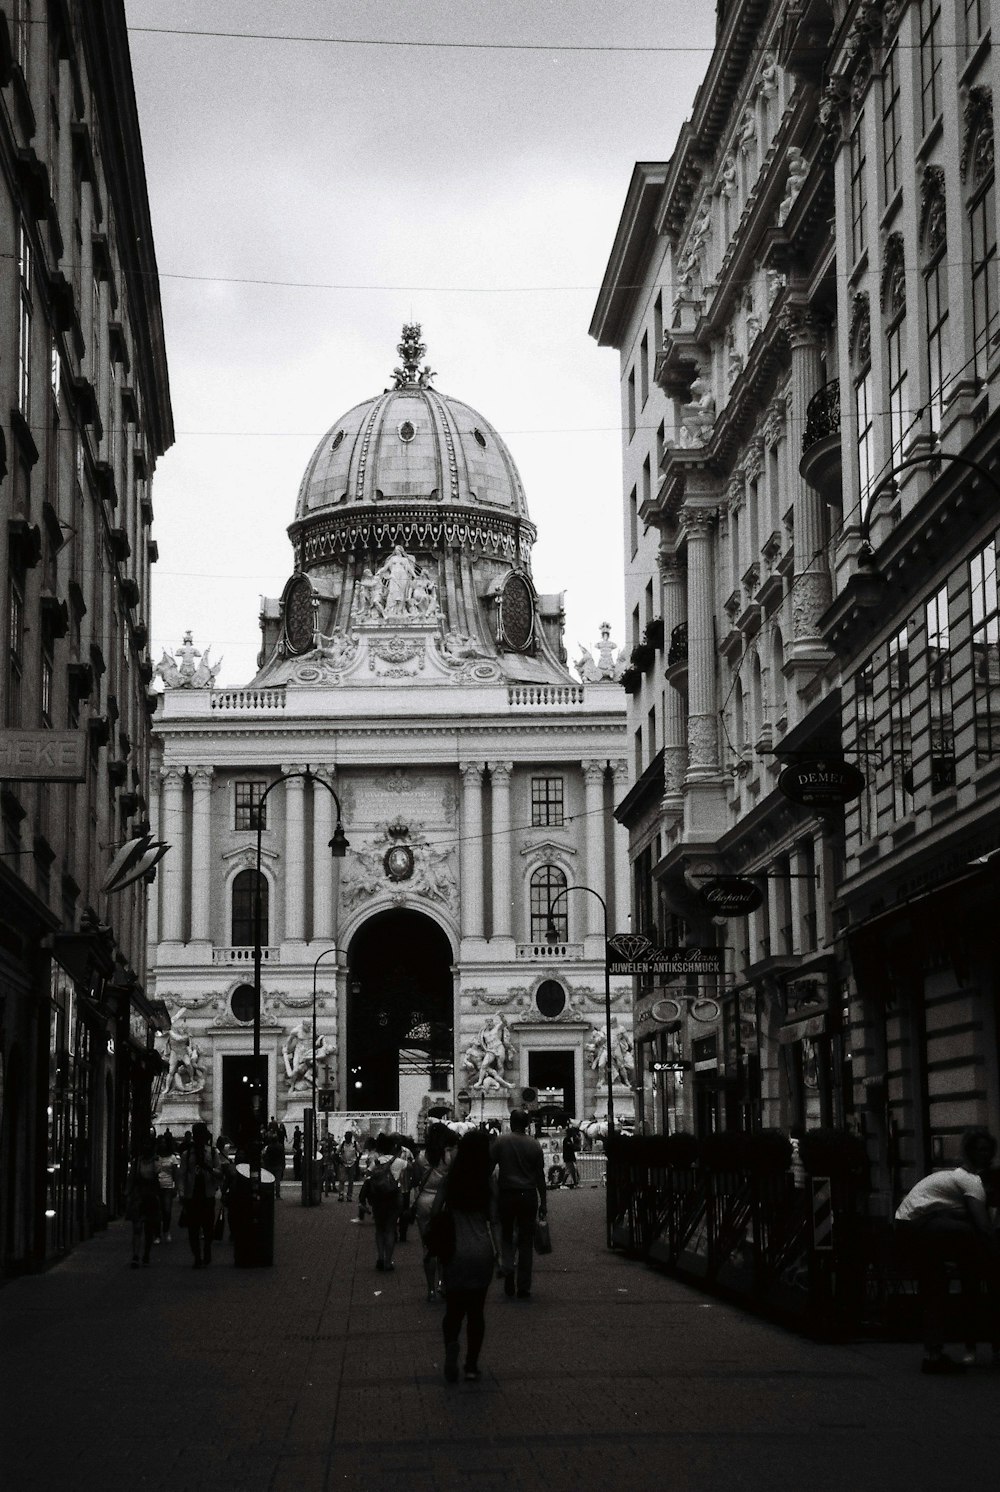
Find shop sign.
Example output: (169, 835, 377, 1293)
(0, 729, 86, 780)
(697, 877, 763, 916)
(607, 936, 725, 977)
(778, 758, 866, 808)
(652, 1059, 692, 1072)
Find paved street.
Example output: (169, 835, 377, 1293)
(2, 1184, 996, 1492)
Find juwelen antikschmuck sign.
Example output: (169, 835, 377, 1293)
(605, 934, 725, 977)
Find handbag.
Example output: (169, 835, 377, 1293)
(533, 1215, 552, 1255)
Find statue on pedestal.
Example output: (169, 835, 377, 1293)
(283, 1017, 331, 1094)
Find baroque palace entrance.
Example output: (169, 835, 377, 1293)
(346, 910, 454, 1116)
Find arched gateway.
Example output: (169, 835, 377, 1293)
(346, 910, 454, 1115)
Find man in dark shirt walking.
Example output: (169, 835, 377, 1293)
(490, 1110, 547, 1299)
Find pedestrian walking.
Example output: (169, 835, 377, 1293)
(368, 1135, 408, 1271)
(321, 1134, 337, 1196)
(154, 1134, 180, 1243)
(490, 1109, 547, 1300)
(434, 1129, 498, 1382)
(262, 1129, 286, 1199)
(356, 1136, 378, 1218)
(895, 1127, 1000, 1373)
(125, 1137, 160, 1268)
(291, 1127, 303, 1182)
(336, 1131, 360, 1202)
(561, 1127, 580, 1188)
(395, 1135, 417, 1240)
(179, 1121, 223, 1268)
(413, 1124, 455, 1301)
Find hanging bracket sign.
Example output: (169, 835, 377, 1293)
(606, 934, 725, 977)
(697, 877, 764, 916)
(777, 757, 866, 808)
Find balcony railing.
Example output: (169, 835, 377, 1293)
(210, 688, 287, 711)
(802, 379, 840, 451)
(507, 684, 584, 708)
(667, 622, 688, 668)
(516, 941, 584, 960)
(212, 945, 280, 965)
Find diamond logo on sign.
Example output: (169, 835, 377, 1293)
(606, 933, 652, 963)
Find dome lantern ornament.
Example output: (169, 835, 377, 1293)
(392, 322, 436, 390)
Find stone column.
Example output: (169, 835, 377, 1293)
(460, 762, 484, 939)
(146, 765, 161, 948)
(788, 839, 810, 956)
(659, 544, 688, 819)
(488, 761, 513, 939)
(312, 769, 335, 945)
(582, 761, 607, 939)
(612, 759, 631, 933)
(160, 768, 185, 943)
(283, 766, 306, 944)
(681, 505, 720, 781)
(189, 766, 214, 943)
(781, 302, 832, 652)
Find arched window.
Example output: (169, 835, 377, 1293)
(919, 169, 949, 433)
(232, 869, 267, 947)
(964, 88, 996, 384)
(530, 865, 567, 943)
(771, 626, 787, 730)
(850, 294, 874, 513)
(880, 232, 909, 462)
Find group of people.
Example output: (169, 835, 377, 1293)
(345, 1110, 548, 1382)
(125, 1123, 229, 1270)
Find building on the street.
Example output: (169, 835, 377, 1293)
(0, 1, 173, 1272)
(592, 0, 844, 1143)
(594, 0, 1000, 1215)
(148, 327, 629, 1144)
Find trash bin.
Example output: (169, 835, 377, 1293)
(229, 1163, 276, 1267)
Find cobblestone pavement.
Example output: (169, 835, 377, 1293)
(1, 1184, 997, 1491)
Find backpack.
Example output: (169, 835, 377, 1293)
(368, 1162, 400, 1208)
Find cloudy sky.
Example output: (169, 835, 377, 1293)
(124, 1, 717, 686)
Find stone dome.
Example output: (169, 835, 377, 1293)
(293, 327, 531, 529)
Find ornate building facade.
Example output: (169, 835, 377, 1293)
(148, 329, 629, 1142)
(0, 3, 173, 1271)
(591, 1, 844, 1144)
(595, 0, 1000, 1215)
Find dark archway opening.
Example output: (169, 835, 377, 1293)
(347, 910, 454, 1113)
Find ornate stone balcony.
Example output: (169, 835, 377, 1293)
(516, 942, 584, 961)
(212, 946, 280, 965)
(799, 379, 842, 506)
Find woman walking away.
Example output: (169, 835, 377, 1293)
(435, 1129, 497, 1383)
(262, 1126, 286, 1200)
(154, 1134, 180, 1243)
(368, 1135, 407, 1271)
(179, 1122, 223, 1268)
(413, 1125, 455, 1301)
(126, 1136, 161, 1267)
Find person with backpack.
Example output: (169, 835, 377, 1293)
(178, 1122, 223, 1268)
(356, 1136, 379, 1219)
(368, 1134, 408, 1271)
(413, 1124, 456, 1301)
(336, 1131, 360, 1203)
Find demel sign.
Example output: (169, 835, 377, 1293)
(778, 758, 865, 809)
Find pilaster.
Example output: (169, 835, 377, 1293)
(487, 761, 513, 945)
(312, 769, 336, 945)
(282, 764, 306, 949)
(160, 767, 185, 944)
(612, 759, 631, 933)
(189, 765, 214, 945)
(460, 762, 485, 942)
(581, 760, 608, 944)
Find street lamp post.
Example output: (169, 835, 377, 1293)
(249, 768, 348, 1261)
(307, 946, 339, 1206)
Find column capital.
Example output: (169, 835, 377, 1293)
(778, 300, 827, 349)
(680, 503, 717, 541)
(657, 544, 685, 580)
(487, 760, 513, 781)
(612, 759, 630, 786)
(191, 764, 215, 786)
(581, 759, 606, 786)
(160, 766, 185, 788)
(281, 764, 306, 782)
(460, 761, 484, 783)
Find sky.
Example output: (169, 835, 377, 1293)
(124, 1, 718, 687)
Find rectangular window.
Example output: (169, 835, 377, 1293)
(7, 578, 24, 727)
(887, 317, 908, 464)
(855, 368, 874, 508)
(531, 776, 564, 827)
(627, 367, 636, 438)
(924, 254, 950, 430)
(628, 485, 638, 557)
(926, 585, 955, 789)
(231, 873, 266, 947)
(971, 539, 1000, 764)
(640, 332, 649, 409)
(850, 114, 867, 264)
(18, 222, 31, 418)
(654, 293, 663, 357)
(971, 179, 997, 383)
(41, 650, 53, 727)
(530, 866, 567, 943)
(234, 781, 267, 831)
(855, 658, 879, 838)
(656, 419, 664, 472)
(642, 455, 651, 518)
(882, 42, 902, 203)
(965, 0, 986, 53)
(888, 625, 913, 819)
(647, 704, 656, 765)
(919, 0, 943, 136)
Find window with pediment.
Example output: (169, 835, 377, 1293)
(232, 868, 268, 947)
(881, 233, 909, 464)
(850, 294, 874, 512)
(920, 168, 950, 432)
(964, 88, 996, 384)
(530, 864, 568, 943)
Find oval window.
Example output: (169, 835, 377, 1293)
(331, 430, 344, 451)
(499, 572, 534, 652)
(398, 420, 415, 442)
(231, 985, 256, 1023)
(536, 980, 566, 1018)
(473, 428, 487, 448)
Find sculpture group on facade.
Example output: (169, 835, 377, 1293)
(576, 621, 624, 683)
(157, 1008, 207, 1096)
(156, 631, 223, 690)
(283, 1016, 331, 1094)
(354, 546, 440, 623)
(462, 1014, 515, 1093)
(587, 1025, 635, 1087)
(679, 376, 717, 448)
